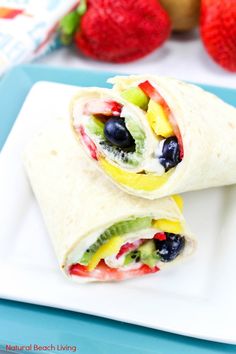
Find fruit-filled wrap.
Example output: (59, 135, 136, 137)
(23, 115, 196, 282)
(71, 75, 236, 199)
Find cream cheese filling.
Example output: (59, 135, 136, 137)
(73, 98, 165, 175)
(66, 223, 192, 274)
(66, 226, 162, 272)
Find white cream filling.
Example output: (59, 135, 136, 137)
(73, 97, 91, 127)
(121, 106, 165, 175)
(66, 226, 162, 271)
(66, 226, 192, 275)
(73, 99, 165, 175)
(104, 227, 160, 269)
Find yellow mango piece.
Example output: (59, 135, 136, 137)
(100, 158, 170, 191)
(172, 195, 184, 212)
(153, 219, 183, 234)
(88, 236, 123, 271)
(146, 100, 174, 138)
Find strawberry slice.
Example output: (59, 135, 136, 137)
(154, 232, 166, 241)
(168, 113, 184, 159)
(69, 260, 159, 281)
(139, 81, 168, 109)
(70, 264, 88, 277)
(139, 80, 184, 159)
(84, 99, 122, 117)
(116, 239, 144, 259)
(77, 126, 98, 160)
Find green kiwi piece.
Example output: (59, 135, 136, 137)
(99, 115, 145, 167)
(123, 240, 160, 268)
(124, 250, 140, 265)
(86, 116, 105, 137)
(142, 252, 160, 268)
(79, 217, 152, 265)
(139, 240, 160, 268)
(121, 87, 149, 111)
(125, 116, 145, 157)
(85, 109, 145, 168)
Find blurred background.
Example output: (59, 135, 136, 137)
(0, 0, 235, 88)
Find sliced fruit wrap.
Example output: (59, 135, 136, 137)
(23, 115, 196, 282)
(71, 75, 236, 199)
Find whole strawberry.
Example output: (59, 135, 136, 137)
(73, 0, 171, 63)
(200, 0, 236, 72)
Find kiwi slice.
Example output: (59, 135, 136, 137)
(139, 240, 155, 257)
(125, 115, 145, 157)
(99, 115, 145, 167)
(124, 250, 140, 265)
(139, 240, 160, 268)
(79, 217, 152, 265)
(85, 109, 146, 168)
(86, 116, 105, 137)
(121, 87, 149, 111)
(99, 141, 137, 165)
(142, 252, 160, 268)
(123, 240, 160, 268)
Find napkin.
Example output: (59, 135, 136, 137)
(0, 0, 79, 76)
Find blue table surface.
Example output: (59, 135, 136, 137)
(0, 65, 235, 354)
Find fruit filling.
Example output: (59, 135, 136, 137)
(127, 80, 184, 161)
(73, 81, 183, 192)
(68, 216, 186, 281)
(74, 97, 146, 168)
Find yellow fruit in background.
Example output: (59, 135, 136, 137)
(100, 157, 170, 191)
(88, 236, 123, 271)
(153, 219, 183, 234)
(146, 100, 174, 138)
(159, 0, 200, 32)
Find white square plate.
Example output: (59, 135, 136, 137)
(0, 82, 235, 344)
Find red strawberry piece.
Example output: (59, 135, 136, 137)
(70, 263, 88, 277)
(154, 232, 166, 241)
(139, 80, 184, 159)
(116, 239, 144, 259)
(168, 112, 184, 159)
(200, 0, 236, 72)
(84, 99, 122, 116)
(77, 125, 98, 160)
(74, 0, 171, 63)
(139, 81, 167, 108)
(69, 260, 159, 281)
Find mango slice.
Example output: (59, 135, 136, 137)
(88, 236, 123, 271)
(100, 157, 170, 191)
(153, 219, 183, 234)
(172, 195, 184, 212)
(147, 100, 174, 138)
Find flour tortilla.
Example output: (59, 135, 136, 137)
(23, 115, 195, 282)
(71, 75, 236, 199)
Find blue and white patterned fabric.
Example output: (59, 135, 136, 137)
(0, 0, 79, 76)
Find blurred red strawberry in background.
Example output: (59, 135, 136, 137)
(200, 0, 236, 72)
(60, 0, 171, 63)
(60, 0, 236, 72)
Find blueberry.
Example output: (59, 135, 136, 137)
(154, 233, 185, 262)
(159, 157, 177, 172)
(104, 117, 135, 148)
(159, 137, 181, 171)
